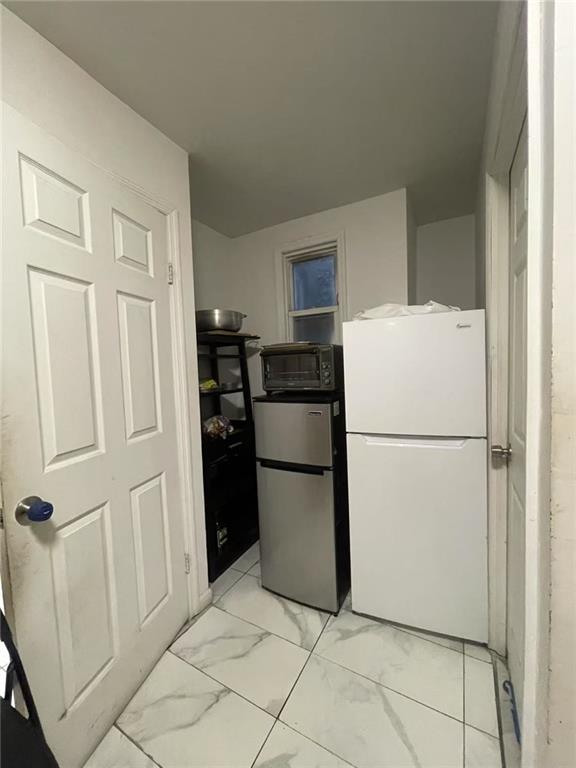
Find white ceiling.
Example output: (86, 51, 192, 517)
(7, 1, 498, 236)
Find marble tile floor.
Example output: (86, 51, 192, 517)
(85, 544, 503, 768)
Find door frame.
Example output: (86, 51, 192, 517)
(163, 205, 212, 618)
(0, 105, 211, 628)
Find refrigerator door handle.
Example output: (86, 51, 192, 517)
(360, 435, 470, 449)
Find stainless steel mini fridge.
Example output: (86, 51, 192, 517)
(253, 395, 350, 613)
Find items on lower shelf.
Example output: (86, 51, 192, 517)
(197, 331, 260, 582)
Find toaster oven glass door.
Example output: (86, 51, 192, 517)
(265, 353, 320, 388)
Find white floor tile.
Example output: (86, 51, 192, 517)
(399, 627, 464, 654)
(117, 652, 273, 768)
(465, 656, 499, 737)
(254, 722, 353, 767)
(218, 574, 329, 650)
(0, 667, 14, 706)
(465, 643, 492, 663)
(232, 542, 260, 573)
(249, 561, 261, 577)
(210, 567, 243, 599)
(84, 726, 155, 768)
(171, 606, 308, 716)
(465, 726, 502, 767)
(0, 641, 10, 669)
(281, 655, 464, 768)
(315, 610, 464, 720)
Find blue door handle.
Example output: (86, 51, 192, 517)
(15, 496, 54, 524)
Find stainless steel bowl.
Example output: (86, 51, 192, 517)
(196, 309, 246, 333)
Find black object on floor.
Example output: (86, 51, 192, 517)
(1, 609, 60, 768)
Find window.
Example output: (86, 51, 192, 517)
(284, 244, 340, 343)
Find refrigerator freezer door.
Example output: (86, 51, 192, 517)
(343, 309, 487, 437)
(254, 400, 333, 466)
(257, 463, 338, 612)
(347, 433, 488, 641)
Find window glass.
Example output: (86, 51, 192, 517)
(293, 313, 335, 344)
(292, 254, 336, 310)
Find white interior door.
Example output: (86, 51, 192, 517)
(1, 105, 189, 767)
(506, 121, 528, 720)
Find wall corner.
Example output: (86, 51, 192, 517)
(405, 190, 417, 304)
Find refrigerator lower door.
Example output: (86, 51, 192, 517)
(257, 461, 338, 612)
(347, 433, 488, 641)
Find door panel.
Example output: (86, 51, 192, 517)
(343, 309, 487, 437)
(20, 153, 91, 249)
(254, 401, 333, 466)
(1, 105, 188, 767)
(347, 433, 488, 641)
(52, 502, 117, 707)
(117, 292, 161, 441)
(29, 269, 104, 467)
(112, 208, 152, 274)
(258, 463, 338, 612)
(506, 121, 528, 719)
(130, 473, 171, 626)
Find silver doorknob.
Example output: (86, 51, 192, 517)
(15, 496, 54, 525)
(491, 444, 512, 461)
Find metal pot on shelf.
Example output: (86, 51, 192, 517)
(196, 309, 246, 333)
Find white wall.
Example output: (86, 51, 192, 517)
(193, 189, 410, 392)
(1, 10, 187, 211)
(406, 193, 418, 303)
(192, 219, 235, 305)
(415, 215, 476, 309)
(194, 188, 409, 332)
(1, 9, 209, 604)
(546, 1, 576, 763)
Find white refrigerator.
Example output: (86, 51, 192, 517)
(343, 309, 488, 642)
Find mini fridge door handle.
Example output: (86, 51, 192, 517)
(258, 459, 326, 475)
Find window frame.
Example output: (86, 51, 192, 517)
(275, 231, 348, 344)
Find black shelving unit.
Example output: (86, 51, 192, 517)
(197, 331, 260, 582)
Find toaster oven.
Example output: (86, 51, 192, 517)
(261, 343, 343, 392)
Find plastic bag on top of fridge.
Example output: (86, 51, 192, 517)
(353, 300, 461, 321)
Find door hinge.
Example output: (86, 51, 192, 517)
(184, 552, 191, 574)
(168, 263, 174, 285)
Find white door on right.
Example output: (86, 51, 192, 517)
(506, 121, 528, 721)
